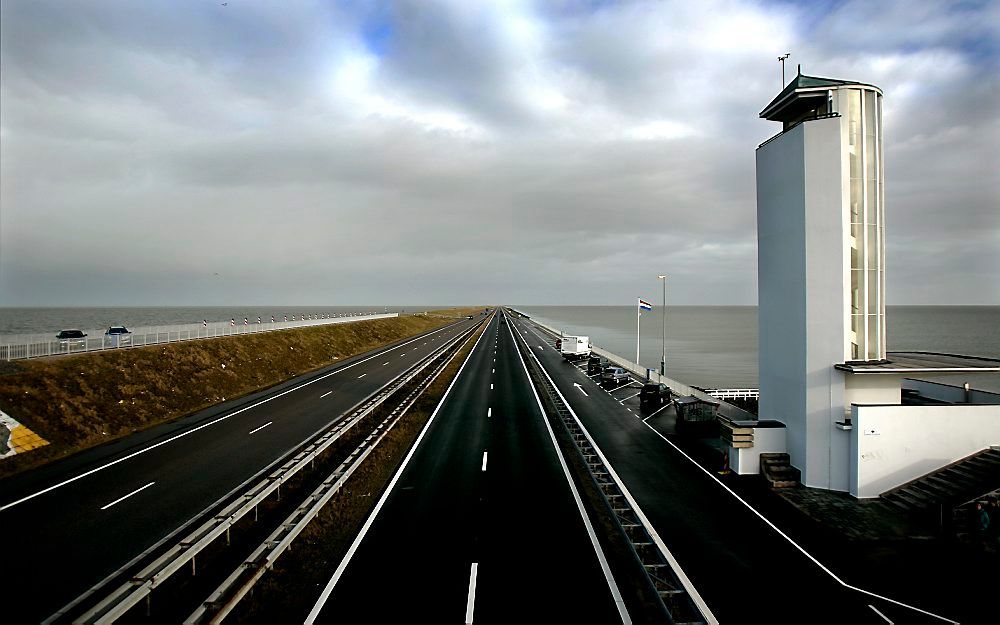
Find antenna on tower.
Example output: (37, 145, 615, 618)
(778, 53, 791, 86)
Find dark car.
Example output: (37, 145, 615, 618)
(587, 356, 609, 375)
(105, 325, 132, 347)
(601, 367, 629, 387)
(639, 383, 672, 408)
(56, 329, 88, 348)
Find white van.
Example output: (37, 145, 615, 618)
(560, 335, 591, 360)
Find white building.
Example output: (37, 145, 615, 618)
(750, 69, 1000, 497)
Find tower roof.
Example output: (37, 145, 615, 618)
(760, 68, 881, 121)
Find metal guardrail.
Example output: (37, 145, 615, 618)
(511, 319, 711, 624)
(67, 320, 478, 624)
(0, 313, 397, 361)
(185, 326, 473, 623)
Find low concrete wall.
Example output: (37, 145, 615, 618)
(526, 314, 756, 421)
(903, 378, 1000, 405)
(850, 403, 1000, 498)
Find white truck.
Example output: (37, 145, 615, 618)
(558, 335, 591, 360)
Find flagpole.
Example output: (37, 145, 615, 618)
(636, 299, 640, 364)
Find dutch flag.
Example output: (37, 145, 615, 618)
(638, 298, 653, 311)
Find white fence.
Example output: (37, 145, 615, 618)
(703, 388, 760, 400)
(0, 313, 398, 362)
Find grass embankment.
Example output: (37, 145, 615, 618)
(227, 321, 486, 624)
(0, 308, 481, 479)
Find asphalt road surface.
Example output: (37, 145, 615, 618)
(507, 314, 960, 625)
(0, 316, 479, 623)
(308, 311, 626, 624)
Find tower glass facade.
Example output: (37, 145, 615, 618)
(846, 87, 884, 361)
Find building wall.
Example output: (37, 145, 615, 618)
(730, 425, 787, 475)
(850, 404, 1000, 498)
(756, 123, 808, 482)
(802, 116, 849, 489)
(757, 117, 849, 489)
(845, 374, 902, 407)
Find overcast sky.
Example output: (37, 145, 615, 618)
(1, 0, 997, 306)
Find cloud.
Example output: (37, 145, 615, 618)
(0, 0, 996, 306)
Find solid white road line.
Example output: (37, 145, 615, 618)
(0, 321, 463, 512)
(642, 403, 670, 421)
(304, 316, 493, 624)
(512, 321, 950, 616)
(100, 482, 156, 511)
(481, 451, 488, 471)
(358, 373, 367, 379)
(635, 418, 957, 622)
(465, 563, 478, 625)
(320, 391, 333, 398)
(869, 605, 893, 624)
(619, 392, 641, 403)
(248, 421, 273, 435)
(513, 318, 713, 624)
(383, 362, 389, 366)
(505, 318, 631, 624)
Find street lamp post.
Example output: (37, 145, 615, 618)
(658, 274, 667, 377)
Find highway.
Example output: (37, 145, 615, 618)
(1, 307, 965, 624)
(0, 316, 480, 623)
(506, 314, 958, 625)
(307, 311, 627, 624)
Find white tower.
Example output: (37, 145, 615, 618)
(755, 70, 885, 490)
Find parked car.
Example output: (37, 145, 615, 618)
(587, 356, 610, 375)
(639, 382, 672, 408)
(105, 325, 132, 347)
(601, 367, 629, 387)
(55, 329, 88, 348)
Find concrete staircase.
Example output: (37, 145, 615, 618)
(880, 447, 1000, 521)
(760, 453, 800, 488)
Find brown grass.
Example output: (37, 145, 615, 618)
(0, 310, 477, 478)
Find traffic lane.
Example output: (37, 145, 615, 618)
(0, 318, 477, 507)
(1, 317, 477, 522)
(524, 318, 957, 624)
(512, 317, 954, 624)
(6, 320, 481, 622)
(2, 320, 480, 622)
(507, 317, 892, 623)
(473, 315, 621, 622)
(312, 316, 499, 622)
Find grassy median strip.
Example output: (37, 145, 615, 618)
(0, 307, 483, 478)
(225, 320, 486, 624)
